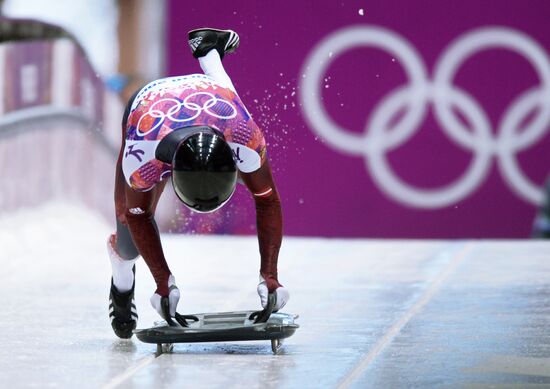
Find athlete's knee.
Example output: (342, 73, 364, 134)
(115, 220, 139, 260)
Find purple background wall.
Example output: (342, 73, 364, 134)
(166, 0, 550, 238)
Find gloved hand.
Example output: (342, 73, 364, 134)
(150, 275, 180, 319)
(257, 274, 289, 312)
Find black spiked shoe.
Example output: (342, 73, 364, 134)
(108, 273, 138, 339)
(188, 28, 239, 59)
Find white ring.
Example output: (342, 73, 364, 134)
(366, 88, 493, 208)
(433, 27, 550, 150)
(300, 25, 428, 156)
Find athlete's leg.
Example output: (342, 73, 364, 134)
(198, 49, 238, 94)
(108, 133, 139, 338)
(189, 28, 240, 94)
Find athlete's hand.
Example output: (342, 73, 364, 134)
(150, 275, 180, 319)
(257, 274, 289, 312)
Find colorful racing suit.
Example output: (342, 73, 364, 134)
(122, 74, 267, 191)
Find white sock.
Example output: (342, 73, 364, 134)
(199, 50, 238, 94)
(107, 235, 137, 293)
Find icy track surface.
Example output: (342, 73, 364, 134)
(2, 203, 550, 388)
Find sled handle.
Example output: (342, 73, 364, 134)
(160, 296, 199, 327)
(249, 292, 277, 323)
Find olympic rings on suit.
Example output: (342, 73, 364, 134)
(136, 92, 237, 136)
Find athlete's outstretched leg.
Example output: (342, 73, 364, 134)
(188, 28, 240, 94)
(199, 50, 237, 94)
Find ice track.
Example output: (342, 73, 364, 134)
(1, 203, 550, 388)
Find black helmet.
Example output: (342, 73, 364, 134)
(156, 126, 237, 213)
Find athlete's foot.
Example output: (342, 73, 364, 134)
(109, 272, 138, 339)
(188, 28, 239, 59)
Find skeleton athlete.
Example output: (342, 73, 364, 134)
(107, 28, 289, 338)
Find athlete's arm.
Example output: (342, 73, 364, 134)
(240, 159, 283, 293)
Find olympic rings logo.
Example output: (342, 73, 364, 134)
(136, 92, 237, 136)
(300, 26, 550, 208)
